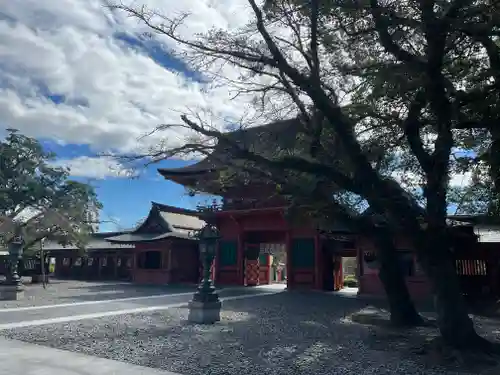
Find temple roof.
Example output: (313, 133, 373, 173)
(104, 232, 191, 243)
(105, 202, 205, 244)
(42, 232, 135, 251)
(158, 118, 304, 187)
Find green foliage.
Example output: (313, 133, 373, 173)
(0, 129, 102, 250)
(343, 275, 359, 288)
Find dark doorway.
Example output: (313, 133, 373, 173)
(322, 244, 335, 291)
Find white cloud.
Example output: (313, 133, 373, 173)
(52, 156, 137, 179)
(0, 0, 258, 155)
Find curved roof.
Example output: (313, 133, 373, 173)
(105, 231, 193, 244)
(158, 117, 303, 180)
(105, 202, 205, 244)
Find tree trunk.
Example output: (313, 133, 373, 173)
(373, 231, 424, 326)
(417, 233, 487, 349)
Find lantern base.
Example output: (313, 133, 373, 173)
(187, 300, 221, 324)
(0, 284, 25, 300)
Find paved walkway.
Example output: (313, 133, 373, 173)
(0, 285, 285, 329)
(0, 337, 181, 375)
(0, 284, 286, 375)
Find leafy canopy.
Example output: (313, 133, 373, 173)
(0, 129, 102, 251)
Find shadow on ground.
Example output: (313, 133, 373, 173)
(4, 290, 499, 375)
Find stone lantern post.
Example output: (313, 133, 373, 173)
(188, 224, 221, 324)
(1, 234, 25, 300)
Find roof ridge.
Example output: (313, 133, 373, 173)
(151, 202, 200, 217)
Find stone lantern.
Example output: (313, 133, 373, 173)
(1, 234, 25, 300)
(188, 224, 221, 324)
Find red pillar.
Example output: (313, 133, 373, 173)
(314, 234, 321, 290)
(259, 254, 272, 284)
(357, 241, 364, 294)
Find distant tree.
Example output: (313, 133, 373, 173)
(0, 129, 102, 253)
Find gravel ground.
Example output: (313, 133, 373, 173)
(2, 291, 499, 375)
(0, 278, 197, 309)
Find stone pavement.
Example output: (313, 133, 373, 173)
(0, 283, 284, 329)
(2, 282, 499, 374)
(4, 288, 488, 375)
(0, 336, 181, 375)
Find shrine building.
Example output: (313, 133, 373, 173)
(44, 203, 205, 285)
(157, 118, 500, 301)
(158, 119, 358, 292)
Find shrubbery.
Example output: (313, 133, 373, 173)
(343, 275, 359, 288)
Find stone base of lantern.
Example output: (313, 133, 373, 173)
(187, 300, 222, 324)
(0, 284, 25, 300)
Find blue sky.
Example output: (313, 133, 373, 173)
(34, 31, 217, 232)
(0, 0, 475, 231)
(0, 1, 251, 232)
(42, 141, 217, 232)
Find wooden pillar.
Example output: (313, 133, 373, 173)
(237, 230, 245, 285)
(214, 239, 220, 284)
(488, 249, 498, 297)
(98, 256, 102, 279)
(113, 254, 118, 279)
(314, 234, 321, 290)
(131, 251, 138, 282)
(167, 247, 173, 283)
(285, 231, 292, 289)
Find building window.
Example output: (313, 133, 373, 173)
(73, 257, 82, 267)
(63, 258, 70, 266)
(88, 258, 94, 266)
(138, 251, 162, 269)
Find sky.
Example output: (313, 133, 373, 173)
(0, 0, 257, 232)
(0, 0, 475, 232)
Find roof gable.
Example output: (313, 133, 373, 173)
(134, 205, 171, 234)
(107, 203, 206, 244)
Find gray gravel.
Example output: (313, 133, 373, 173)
(2, 291, 498, 375)
(0, 278, 197, 309)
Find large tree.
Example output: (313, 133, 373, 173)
(112, 0, 499, 349)
(0, 129, 102, 251)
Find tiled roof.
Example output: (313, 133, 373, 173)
(158, 211, 205, 231)
(158, 118, 303, 177)
(152, 202, 205, 232)
(105, 231, 194, 243)
(105, 203, 205, 243)
(42, 233, 135, 251)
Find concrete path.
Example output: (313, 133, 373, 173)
(0, 337, 181, 375)
(0, 284, 286, 329)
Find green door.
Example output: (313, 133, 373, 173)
(290, 238, 315, 268)
(218, 241, 238, 267)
